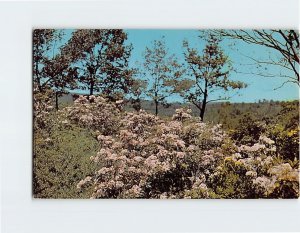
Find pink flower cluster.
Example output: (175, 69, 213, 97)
(66, 97, 299, 198)
(67, 95, 122, 135)
(33, 87, 55, 131)
(172, 108, 192, 121)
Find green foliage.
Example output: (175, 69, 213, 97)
(33, 29, 57, 92)
(33, 123, 98, 198)
(128, 78, 148, 112)
(144, 165, 193, 199)
(230, 113, 266, 145)
(61, 29, 134, 97)
(208, 158, 256, 198)
(269, 181, 299, 199)
(267, 101, 299, 161)
(269, 125, 299, 161)
(180, 33, 246, 120)
(142, 38, 184, 115)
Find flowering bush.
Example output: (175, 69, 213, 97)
(205, 135, 299, 198)
(268, 124, 299, 161)
(33, 94, 299, 199)
(66, 95, 123, 135)
(33, 86, 55, 132)
(70, 99, 299, 199)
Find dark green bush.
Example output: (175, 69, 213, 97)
(230, 113, 266, 145)
(33, 123, 98, 198)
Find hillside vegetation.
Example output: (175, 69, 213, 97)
(33, 92, 299, 198)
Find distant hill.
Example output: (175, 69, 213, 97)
(58, 93, 297, 128)
(58, 93, 75, 105)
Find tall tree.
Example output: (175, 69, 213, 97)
(180, 33, 246, 121)
(62, 29, 134, 98)
(33, 30, 81, 110)
(32, 29, 56, 92)
(42, 55, 78, 110)
(214, 30, 299, 86)
(143, 38, 184, 115)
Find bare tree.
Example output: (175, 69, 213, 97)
(214, 30, 299, 86)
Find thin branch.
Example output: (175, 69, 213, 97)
(273, 80, 294, 90)
(206, 98, 229, 103)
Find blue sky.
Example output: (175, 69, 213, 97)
(53, 29, 299, 103)
(125, 29, 299, 103)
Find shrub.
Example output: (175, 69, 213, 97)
(230, 113, 266, 145)
(71, 99, 298, 199)
(66, 95, 122, 135)
(33, 94, 299, 199)
(33, 122, 98, 198)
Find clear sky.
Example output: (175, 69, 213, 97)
(54, 29, 299, 103)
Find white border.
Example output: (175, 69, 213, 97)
(0, 1, 299, 232)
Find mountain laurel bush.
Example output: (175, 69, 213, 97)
(64, 96, 299, 199)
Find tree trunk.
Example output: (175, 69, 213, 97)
(199, 80, 208, 121)
(199, 100, 206, 121)
(90, 80, 94, 96)
(154, 91, 159, 116)
(35, 62, 43, 92)
(55, 91, 59, 111)
(155, 100, 158, 116)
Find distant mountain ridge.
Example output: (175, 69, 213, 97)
(58, 93, 292, 124)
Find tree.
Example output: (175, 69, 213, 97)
(63, 29, 134, 98)
(33, 29, 56, 92)
(128, 77, 147, 112)
(42, 55, 78, 110)
(33, 29, 79, 110)
(180, 33, 246, 121)
(214, 30, 299, 86)
(143, 38, 184, 115)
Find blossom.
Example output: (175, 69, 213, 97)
(97, 167, 111, 175)
(246, 171, 257, 177)
(115, 181, 124, 188)
(239, 143, 265, 152)
(45, 137, 51, 142)
(259, 135, 275, 145)
(252, 176, 276, 195)
(176, 152, 186, 159)
(269, 163, 299, 182)
(77, 176, 92, 189)
(172, 108, 192, 121)
(133, 156, 144, 163)
(116, 100, 124, 105)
